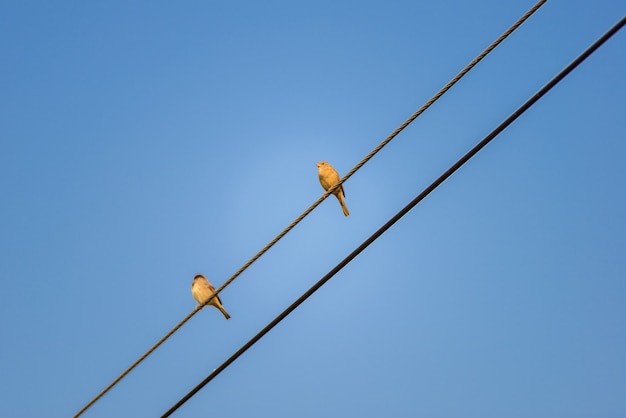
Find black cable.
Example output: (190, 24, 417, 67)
(162, 15, 626, 417)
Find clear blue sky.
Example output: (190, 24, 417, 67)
(1, 1, 625, 417)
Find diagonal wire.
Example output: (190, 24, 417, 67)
(162, 15, 626, 416)
(73, 2, 546, 416)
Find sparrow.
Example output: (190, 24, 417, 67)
(316, 161, 350, 216)
(191, 274, 231, 320)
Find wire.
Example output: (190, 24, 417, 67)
(161, 15, 626, 416)
(73, 2, 547, 416)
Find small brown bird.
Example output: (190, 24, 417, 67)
(191, 274, 231, 320)
(317, 161, 350, 216)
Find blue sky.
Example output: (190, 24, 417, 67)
(1, 1, 625, 417)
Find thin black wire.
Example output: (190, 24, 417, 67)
(74, 2, 547, 417)
(162, 15, 626, 417)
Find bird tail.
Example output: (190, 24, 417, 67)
(218, 305, 231, 320)
(337, 190, 350, 216)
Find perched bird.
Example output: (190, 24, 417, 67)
(316, 161, 350, 216)
(191, 274, 231, 320)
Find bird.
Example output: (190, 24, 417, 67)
(316, 161, 350, 216)
(191, 274, 231, 320)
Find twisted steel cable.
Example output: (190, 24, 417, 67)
(74, 2, 548, 416)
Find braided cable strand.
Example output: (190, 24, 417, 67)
(338, 0, 548, 188)
(200, 0, 547, 311)
(73, 2, 547, 416)
(73, 306, 203, 418)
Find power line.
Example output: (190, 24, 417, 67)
(161, 15, 626, 417)
(73, 2, 547, 416)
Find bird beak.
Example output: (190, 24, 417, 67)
(316, 162, 321, 167)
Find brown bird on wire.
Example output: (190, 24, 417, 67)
(316, 161, 350, 216)
(191, 274, 231, 320)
